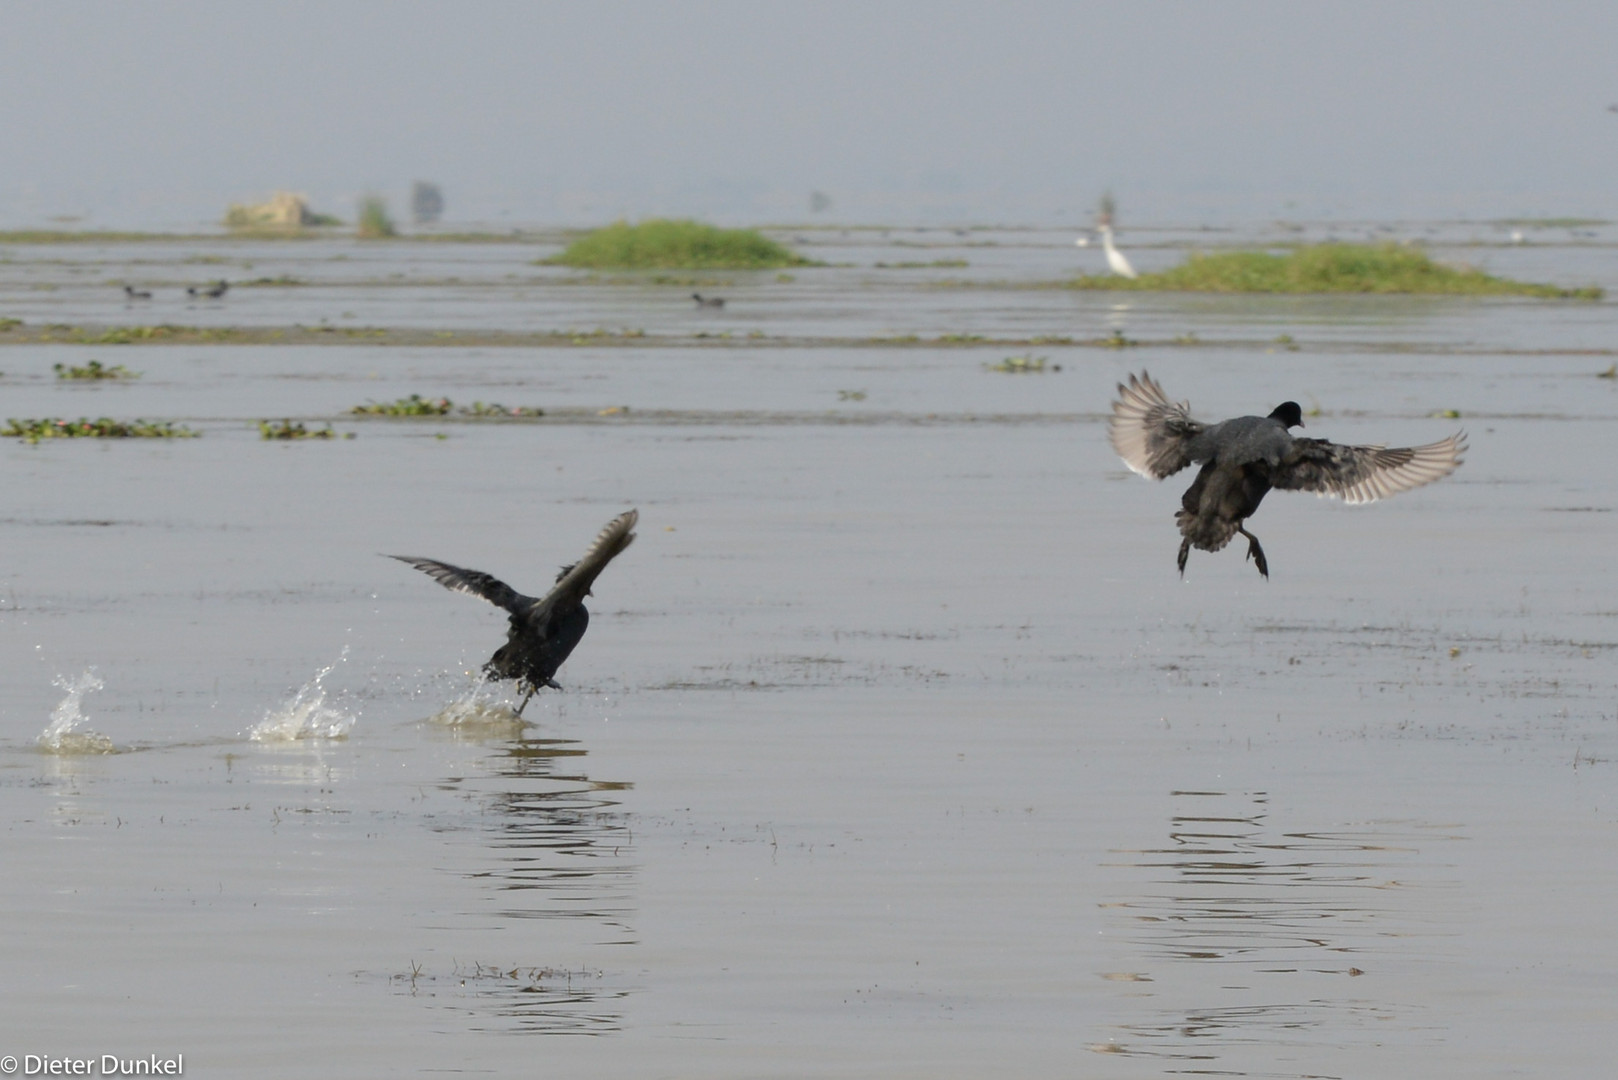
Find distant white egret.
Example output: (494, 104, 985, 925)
(1099, 224, 1137, 279)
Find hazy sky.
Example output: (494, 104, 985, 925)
(5, 1, 1618, 227)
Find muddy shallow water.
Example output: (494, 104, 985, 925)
(1, 226, 1615, 1077)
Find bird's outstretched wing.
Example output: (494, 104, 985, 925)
(389, 556, 532, 615)
(1272, 432, 1466, 504)
(1109, 371, 1203, 478)
(533, 510, 639, 614)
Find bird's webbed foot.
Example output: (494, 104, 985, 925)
(1238, 526, 1269, 579)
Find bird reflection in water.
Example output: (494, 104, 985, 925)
(1094, 789, 1454, 1065)
(421, 733, 636, 1035)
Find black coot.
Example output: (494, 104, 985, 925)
(391, 510, 638, 712)
(1110, 372, 1465, 578)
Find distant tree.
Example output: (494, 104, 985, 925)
(809, 190, 833, 214)
(411, 181, 445, 224)
(357, 195, 397, 238)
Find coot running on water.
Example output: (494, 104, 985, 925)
(1110, 372, 1465, 578)
(391, 510, 638, 714)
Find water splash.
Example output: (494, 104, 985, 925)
(426, 674, 529, 733)
(251, 649, 357, 741)
(39, 670, 115, 754)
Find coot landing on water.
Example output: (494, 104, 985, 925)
(1109, 372, 1465, 578)
(390, 510, 637, 714)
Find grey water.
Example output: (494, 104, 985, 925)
(1, 225, 1615, 1077)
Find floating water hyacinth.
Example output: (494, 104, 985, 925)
(4, 417, 199, 443)
(259, 419, 346, 440)
(349, 394, 452, 416)
(53, 359, 140, 380)
(38, 670, 115, 754)
(250, 650, 357, 741)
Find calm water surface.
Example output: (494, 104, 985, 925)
(1, 225, 1614, 1077)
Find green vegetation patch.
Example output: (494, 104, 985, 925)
(460, 401, 544, 417)
(1066, 243, 1602, 298)
(1496, 217, 1608, 228)
(349, 394, 544, 418)
(985, 354, 1057, 373)
(54, 360, 138, 381)
(5, 323, 254, 345)
(0, 230, 184, 244)
(357, 196, 397, 239)
(350, 394, 452, 416)
(547, 219, 813, 270)
(260, 419, 349, 440)
(5, 417, 198, 443)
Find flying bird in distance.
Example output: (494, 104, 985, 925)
(390, 510, 638, 714)
(1109, 372, 1465, 578)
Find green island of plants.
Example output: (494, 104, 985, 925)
(350, 394, 453, 416)
(985, 354, 1057, 373)
(4, 417, 198, 443)
(54, 360, 138, 380)
(1066, 243, 1602, 298)
(349, 394, 544, 418)
(460, 401, 544, 417)
(546, 219, 814, 270)
(260, 420, 350, 440)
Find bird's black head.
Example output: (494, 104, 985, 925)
(1269, 401, 1305, 429)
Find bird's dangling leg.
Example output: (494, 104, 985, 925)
(1177, 537, 1192, 577)
(1237, 525, 1269, 579)
(513, 685, 536, 717)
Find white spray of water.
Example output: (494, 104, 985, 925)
(426, 673, 529, 731)
(39, 670, 115, 754)
(250, 648, 357, 741)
